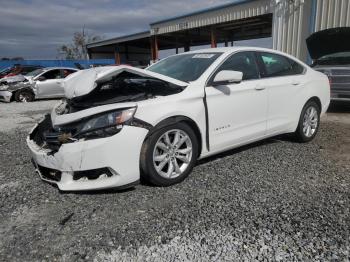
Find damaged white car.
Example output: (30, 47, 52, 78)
(27, 47, 330, 191)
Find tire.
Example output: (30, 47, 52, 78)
(294, 100, 320, 142)
(14, 89, 34, 102)
(140, 122, 199, 186)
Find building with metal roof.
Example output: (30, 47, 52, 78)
(86, 0, 350, 65)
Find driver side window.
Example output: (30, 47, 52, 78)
(215, 52, 260, 81)
(41, 69, 61, 80)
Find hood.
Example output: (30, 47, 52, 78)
(63, 65, 188, 99)
(0, 74, 26, 83)
(307, 27, 350, 60)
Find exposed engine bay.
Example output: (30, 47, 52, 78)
(62, 71, 185, 113)
(32, 71, 185, 152)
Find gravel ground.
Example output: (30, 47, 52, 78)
(0, 101, 349, 261)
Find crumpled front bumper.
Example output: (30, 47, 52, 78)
(0, 90, 12, 102)
(27, 122, 148, 191)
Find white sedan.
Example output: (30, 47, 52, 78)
(0, 67, 78, 102)
(27, 47, 330, 191)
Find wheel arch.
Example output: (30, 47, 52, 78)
(144, 115, 203, 157)
(14, 87, 35, 101)
(306, 96, 322, 110)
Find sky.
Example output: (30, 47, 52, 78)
(0, 0, 272, 59)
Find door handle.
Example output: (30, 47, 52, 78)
(255, 85, 265, 91)
(292, 81, 301, 86)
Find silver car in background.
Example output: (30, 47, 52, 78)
(307, 27, 350, 102)
(0, 67, 78, 102)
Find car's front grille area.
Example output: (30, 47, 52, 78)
(315, 68, 350, 92)
(37, 165, 62, 182)
(30, 114, 74, 152)
(30, 114, 54, 147)
(329, 76, 350, 84)
(339, 94, 350, 99)
(331, 69, 350, 75)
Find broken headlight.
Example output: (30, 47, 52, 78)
(75, 107, 136, 139)
(0, 84, 8, 91)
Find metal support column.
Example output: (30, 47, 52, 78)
(114, 45, 121, 65)
(151, 35, 159, 61)
(210, 27, 217, 48)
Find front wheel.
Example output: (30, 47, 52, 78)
(140, 122, 198, 186)
(294, 101, 320, 142)
(14, 89, 34, 102)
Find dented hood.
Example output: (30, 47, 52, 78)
(307, 27, 350, 59)
(63, 65, 188, 99)
(0, 74, 26, 83)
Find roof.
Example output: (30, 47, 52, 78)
(165, 47, 308, 65)
(178, 46, 272, 53)
(150, 0, 257, 25)
(42, 67, 78, 71)
(86, 31, 150, 48)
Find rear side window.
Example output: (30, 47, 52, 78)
(61, 69, 76, 78)
(215, 51, 260, 81)
(259, 52, 304, 77)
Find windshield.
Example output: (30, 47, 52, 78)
(0, 67, 10, 73)
(0, 67, 11, 75)
(147, 53, 222, 82)
(25, 68, 44, 77)
(315, 52, 350, 65)
(319, 52, 350, 60)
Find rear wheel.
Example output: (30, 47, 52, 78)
(141, 122, 198, 186)
(14, 89, 34, 102)
(294, 100, 320, 142)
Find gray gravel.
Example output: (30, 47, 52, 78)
(0, 101, 349, 261)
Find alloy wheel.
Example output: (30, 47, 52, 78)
(302, 106, 318, 137)
(153, 129, 193, 179)
(19, 93, 29, 102)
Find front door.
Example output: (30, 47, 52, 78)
(35, 69, 63, 98)
(205, 51, 268, 151)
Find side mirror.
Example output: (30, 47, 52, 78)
(37, 76, 46, 82)
(212, 70, 243, 86)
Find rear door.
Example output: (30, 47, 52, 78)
(205, 51, 268, 151)
(256, 52, 306, 134)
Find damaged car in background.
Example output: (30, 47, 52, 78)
(307, 27, 350, 102)
(27, 47, 330, 191)
(0, 67, 78, 102)
(0, 64, 42, 79)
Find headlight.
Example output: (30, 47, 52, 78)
(75, 107, 136, 139)
(0, 84, 8, 91)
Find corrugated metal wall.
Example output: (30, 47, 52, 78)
(151, 0, 270, 35)
(272, 0, 312, 61)
(314, 0, 350, 31)
(150, 0, 313, 61)
(150, 0, 350, 62)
